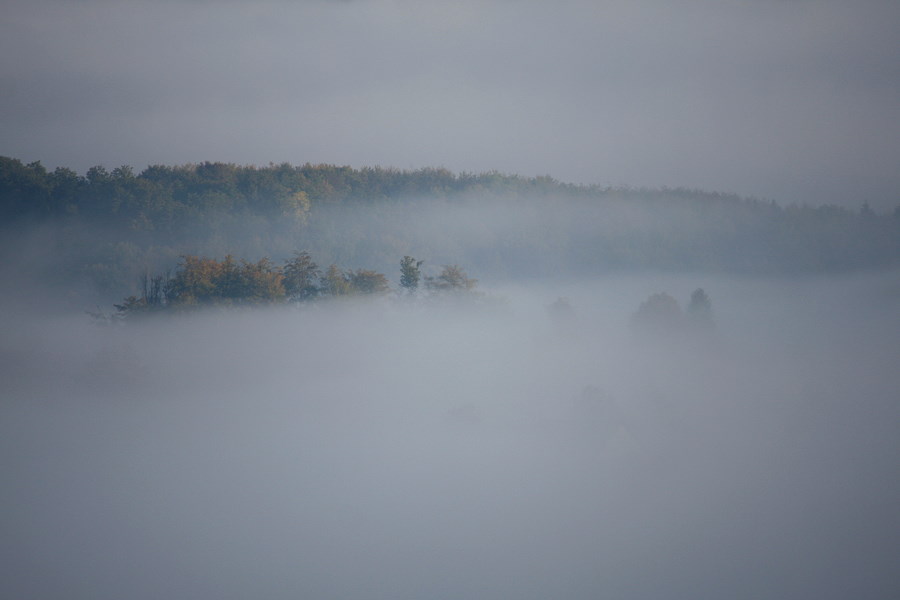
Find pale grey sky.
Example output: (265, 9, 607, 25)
(2, 0, 898, 209)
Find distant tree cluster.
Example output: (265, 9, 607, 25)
(631, 288, 715, 337)
(113, 253, 477, 319)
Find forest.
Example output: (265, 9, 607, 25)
(1, 156, 898, 309)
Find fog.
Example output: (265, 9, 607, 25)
(4, 0, 898, 594)
(3, 0, 900, 210)
(2, 270, 898, 599)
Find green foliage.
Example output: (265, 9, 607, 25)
(347, 269, 390, 295)
(166, 255, 285, 308)
(283, 251, 321, 301)
(319, 264, 354, 297)
(109, 250, 483, 319)
(0, 157, 53, 218)
(400, 256, 423, 292)
(318, 265, 390, 297)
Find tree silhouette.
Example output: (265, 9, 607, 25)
(400, 256, 424, 293)
(283, 251, 321, 301)
(425, 265, 477, 293)
(686, 288, 715, 331)
(631, 292, 682, 335)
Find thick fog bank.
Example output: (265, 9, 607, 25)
(4, 185, 898, 310)
(2, 272, 898, 599)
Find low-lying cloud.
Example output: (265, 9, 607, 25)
(2, 271, 898, 599)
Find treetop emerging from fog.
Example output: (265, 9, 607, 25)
(110, 253, 482, 321)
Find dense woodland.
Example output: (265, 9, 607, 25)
(1, 156, 898, 306)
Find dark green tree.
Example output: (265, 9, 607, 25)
(400, 256, 424, 293)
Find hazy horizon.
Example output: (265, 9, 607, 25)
(2, 0, 899, 210)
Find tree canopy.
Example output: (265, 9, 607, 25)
(111, 252, 478, 320)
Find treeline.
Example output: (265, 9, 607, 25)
(6, 155, 898, 229)
(0, 156, 559, 230)
(112, 252, 477, 319)
(2, 156, 899, 304)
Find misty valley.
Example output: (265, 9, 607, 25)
(2, 158, 899, 599)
